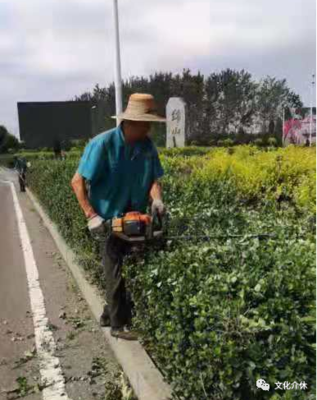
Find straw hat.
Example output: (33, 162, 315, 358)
(112, 93, 166, 122)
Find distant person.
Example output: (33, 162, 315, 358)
(53, 139, 62, 159)
(14, 156, 28, 192)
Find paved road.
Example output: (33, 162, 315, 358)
(0, 168, 121, 400)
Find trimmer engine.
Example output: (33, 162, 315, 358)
(110, 211, 163, 242)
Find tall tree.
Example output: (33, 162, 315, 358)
(204, 69, 257, 138)
(0, 125, 19, 153)
(255, 77, 303, 134)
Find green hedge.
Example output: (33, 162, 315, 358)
(0, 150, 83, 169)
(0, 154, 16, 168)
(125, 181, 315, 400)
(27, 147, 316, 400)
(0, 147, 207, 168)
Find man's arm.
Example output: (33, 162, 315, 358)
(71, 172, 96, 219)
(150, 180, 165, 215)
(149, 180, 163, 201)
(149, 145, 165, 214)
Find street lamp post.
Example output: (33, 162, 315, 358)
(309, 74, 315, 146)
(112, 0, 123, 126)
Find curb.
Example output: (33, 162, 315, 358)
(26, 188, 172, 400)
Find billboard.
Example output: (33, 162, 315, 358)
(17, 101, 93, 149)
(283, 107, 316, 145)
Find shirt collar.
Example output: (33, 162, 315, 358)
(117, 124, 126, 147)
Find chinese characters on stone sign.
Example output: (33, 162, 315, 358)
(166, 97, 186, 148)
(171, 127, 181, 135)
(171, 109, 181, 123)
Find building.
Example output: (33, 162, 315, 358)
(17, 101, 93, 149)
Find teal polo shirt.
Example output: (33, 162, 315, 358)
(77, 126, 164, 220)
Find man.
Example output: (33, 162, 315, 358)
(71, 93, 166, 340)
(14, 156, 28, 192)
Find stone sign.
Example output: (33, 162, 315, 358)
(166, 97, 186, 148)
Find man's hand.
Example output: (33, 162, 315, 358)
(88, 214, 105, 235)
(151, 199, 165, 216)
(71, 172, 106, 236)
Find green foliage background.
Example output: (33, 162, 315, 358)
(25, 145, 315, 400)
(76, 70, 303, 146)
(0, 125, 20, 153)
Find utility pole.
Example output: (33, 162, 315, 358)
(112, 0, 123, 126)
(309, 74, 315, 146)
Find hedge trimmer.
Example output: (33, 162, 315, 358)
(107, 211, 165, 243)
(106, 211, 277, 244)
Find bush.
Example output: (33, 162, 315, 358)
(126, 232, 315, 400)
(27, 146, 316, 400)
(159, 146, 211, 158)
(254, 138, 264, 147)
(0, 154, 16, 168)
(223, 138, 234, 147)
(27, 159, 102, 278)
(268, 137, 278, 147)
(70, 138, 88, 150)
(217, 139, 225, 147)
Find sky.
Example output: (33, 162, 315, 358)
(0, 0, 316, 138)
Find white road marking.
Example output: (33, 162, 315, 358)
(5, 180, 71, 400)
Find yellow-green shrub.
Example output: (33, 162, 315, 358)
(186, 146, 316, 212)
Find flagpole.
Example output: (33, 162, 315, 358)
(112, 0, 123, 126)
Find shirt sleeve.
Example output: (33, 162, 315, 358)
(152, 148, 164, 181)
(77, 138, 107, 182)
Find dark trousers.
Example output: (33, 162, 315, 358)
(101, 235, 132, 329)
(18, 172, 26, 192)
